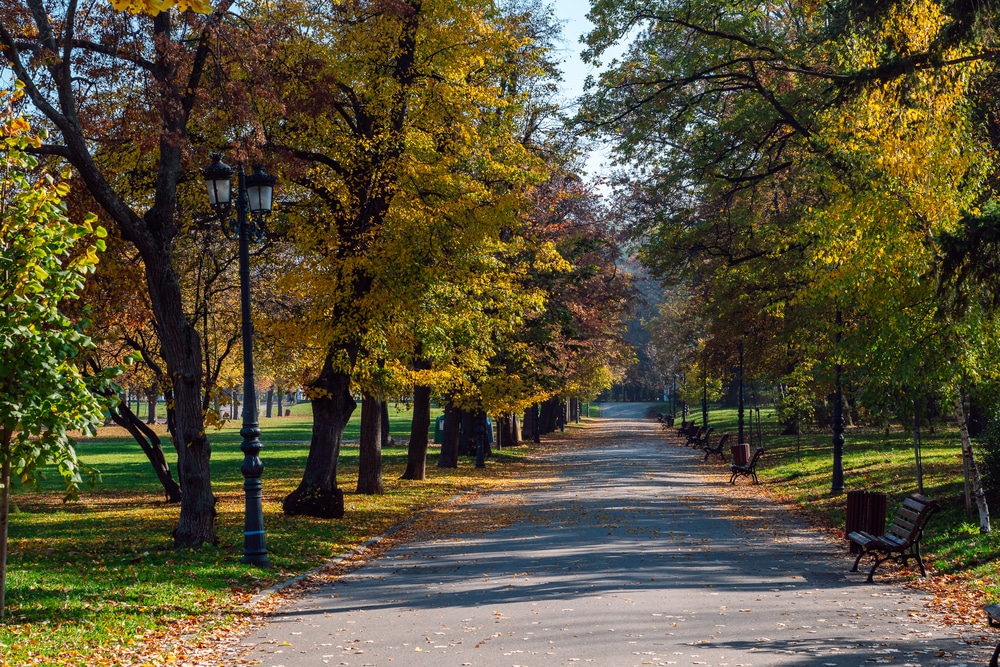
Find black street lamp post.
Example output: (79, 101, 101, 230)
(737, 340, 745, 444)
(203, 153, 276, 567)
(831, 308, 845, 495)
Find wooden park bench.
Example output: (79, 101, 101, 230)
(656, 413, 674, 430)
(847, 493, 938, 583)
(728, 447, 764, 484)
(683, 423, 705, 446)
(702, 432, 731, 462)
(690, 426, 714, 449)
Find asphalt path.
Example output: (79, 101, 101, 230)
(238, 402, 991, 666)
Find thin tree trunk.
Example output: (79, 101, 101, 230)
(109, 401, 182, 503)
(402, 383, 431, 480)
(276, 389, 284, 418)
(266, 387, 274, 419)
(357, 392, 384, 494)
(437, 398, 461, 468)
(283, 356, 354, 518)
(953, 393, 991, 533)
(0, 428, 11, 621)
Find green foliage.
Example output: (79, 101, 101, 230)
(580, 0, 997, 423)
(0, 86, 111, 495)
(775, 362, 818, 436)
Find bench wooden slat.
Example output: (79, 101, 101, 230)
(848, 493, 938, 582)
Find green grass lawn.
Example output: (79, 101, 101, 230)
(1, 401, 537, 666)
(11, 398, 1000, 662)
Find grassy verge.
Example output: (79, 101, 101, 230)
(0, 404, 534, 666)
(690, 404, 1000, 611)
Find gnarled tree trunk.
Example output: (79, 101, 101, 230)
(283, 355, 354, 518)
(109, 401, 182, 503)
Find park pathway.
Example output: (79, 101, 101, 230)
(237, 403, 991, 666)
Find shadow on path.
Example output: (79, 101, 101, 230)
(239, 403, 990, 666)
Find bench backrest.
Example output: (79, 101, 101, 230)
(716, 433, 731, 448)
(746, 447, 764, 468)
(886, 493, 938, 546)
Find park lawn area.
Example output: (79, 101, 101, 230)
(0, 403, 536, 667)
(680, 404, 1000, 608)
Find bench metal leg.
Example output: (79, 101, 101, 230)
(913, 544, 927, 576)
(866, 554, 886, 583)
(851, 550, 866, 573)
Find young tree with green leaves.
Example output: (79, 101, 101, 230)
(0, 87, 111, 620)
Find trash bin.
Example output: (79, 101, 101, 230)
(434, 415, 445, 444)
(846, 490, 887, 554)
(731, 443, 751, 467)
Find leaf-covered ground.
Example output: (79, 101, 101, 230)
(677, 405, 1000, 642)
(0, 405, 545, 667)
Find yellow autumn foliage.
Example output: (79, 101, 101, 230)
(108, 0, 212, 16)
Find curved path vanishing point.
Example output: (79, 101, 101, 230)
(237, 402, 991, 666)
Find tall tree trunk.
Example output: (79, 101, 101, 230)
(0, 428, 11, 621)
(953, 392, 991, 533)
(357, 392, 385, 494)
(437, 398, 461, 468)
(459, 410, 475, 456)
(146, 258, 216, 547)
(540, 398, 559, 434)
(276, 388, 284, 418)
(497, 413, 518, 449)
(109, 401, 182, 503)
(266, 387, 274, 419)
(146, 389, 158, 425)
(283, 356, 354, 518)
(380, 400, 391, 449)
(522, 406, 536, 442)
(402, 383, 432, 480)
